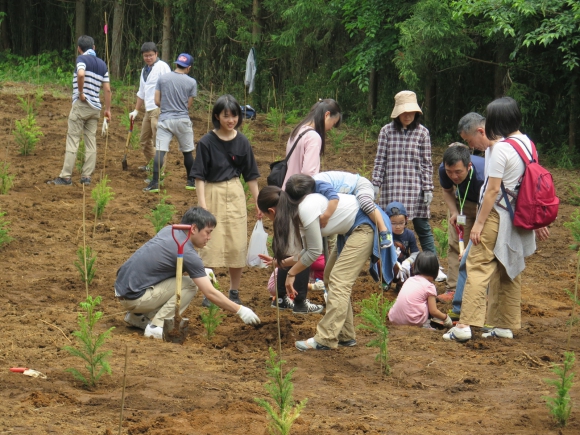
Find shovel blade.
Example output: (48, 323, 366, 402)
(162, 317, 190, 344)
(122, 156, 128, 171)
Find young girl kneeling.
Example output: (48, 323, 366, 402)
(388, 252, 453, 328)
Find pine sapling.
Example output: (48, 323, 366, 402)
(91, 175, 114, 219)
(0, 210, 13, 247)
(14, 114, 43, 156)
(255, 348, 308, 435)
(433, 219, 448, 259)
(63, 295, 114, 389)
(0, 162, 15, 194)
(75, 139, 86, 174)
(543, 352, 575, 427)
(200, 270, 225, 340)
(74, 246, 97, 286)
(357, 293, 395, 375)
(145, 192, 176, 233)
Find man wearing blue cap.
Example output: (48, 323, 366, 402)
(144, 53, 198, 193)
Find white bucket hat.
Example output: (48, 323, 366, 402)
(391, 90, 423, 119)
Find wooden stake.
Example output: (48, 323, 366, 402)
(207, 83, 213, 133)
(82, 184, 89, 298)
(118, 344, 129, 435)
(271, 76, 277, 109)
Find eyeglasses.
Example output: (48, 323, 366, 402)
(391, 222, 406, 227)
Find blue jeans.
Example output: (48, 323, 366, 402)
(452, 240, 471, 314)
(412, 217, 436, 254)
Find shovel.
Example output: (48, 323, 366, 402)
(121, 118, 134, 171)
(162, 224, 192, 344)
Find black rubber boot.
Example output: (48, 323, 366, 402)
(228, 290, 242, 304)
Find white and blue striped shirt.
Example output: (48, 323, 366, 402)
(72, 55, 109, 110)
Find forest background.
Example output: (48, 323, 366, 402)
(1, 0, 579, 161)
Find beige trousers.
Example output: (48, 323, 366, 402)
(119, 276, 198, 328)
(460, 209, 522, 329)
(60, 100, 100, 178)
(140, 108, 160, 163)
(446, 199, 477, 291)
(315, 224, 374, 348)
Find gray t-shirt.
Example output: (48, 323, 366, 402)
(156, 71, 198, 122)
(115, 226, 206, 299)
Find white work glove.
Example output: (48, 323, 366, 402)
(395, 262, 406, 282)
(129, 110, 139, 121)
(444, 315, 453, 328)
(373, 185, 380, 201)
(401, 259, 412, 278)
(423, 191, 433, 207)
(101, 118, 108, 137)
(396, 247, 402, 258)
(237, 306, 260, 325)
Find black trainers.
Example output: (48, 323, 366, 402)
(228, 290, 242, 305)
(47, 177, 72, 185)
(293, 299, 324, 314)
(80, 177, 91, 185)
(185, 179, 196, 190)
(338, 339, 357, 347)
(143, 182, 159, 193)
(271, 296, 295, 310)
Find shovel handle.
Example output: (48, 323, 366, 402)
(10, 367, 28, 373)
(130, 117, 134, 132)
(172, 225, 191, 255)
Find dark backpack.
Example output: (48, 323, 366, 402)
(267, 129, 314, 187)
(501, 137, 559, 230)
(241, 105, 257, 120)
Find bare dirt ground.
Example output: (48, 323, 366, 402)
(0, 82, 579, 434)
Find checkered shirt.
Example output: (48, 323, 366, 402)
(371, 122, 434, 220)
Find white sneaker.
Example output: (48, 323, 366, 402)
(124, 312, 151, 330)
(482, 328, 513, 339)
(311, 280, 326, 291)
(144, 324, 163, 339)
(435, 267, 447, 282)
(442, 326, 472, 342)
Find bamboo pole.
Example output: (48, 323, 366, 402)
(207, 83, 213, 133)
(118, 344, 129, 435)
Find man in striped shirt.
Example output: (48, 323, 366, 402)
(49, 35, 111, 186)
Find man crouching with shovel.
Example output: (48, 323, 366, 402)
(115, 207, 260, 341)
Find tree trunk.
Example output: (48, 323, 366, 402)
(75, 0, 86, 42)
(0, 0, 10, 50)
(569, 70, 577, 153)
(494, 44, 509, 98)
(367, 68, 377, 118)
(162, 5, 171, 62)
(110, 0, 124, 78)
(423, 73, 436, 132)
(252, 0, 260, 44)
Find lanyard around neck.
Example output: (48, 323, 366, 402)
(456, 167, 473, 213)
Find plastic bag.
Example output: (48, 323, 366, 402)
(247, 220, 269, 268)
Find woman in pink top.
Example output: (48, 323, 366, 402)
(388, 252, 453, 328)
(282, 98, 342, 188)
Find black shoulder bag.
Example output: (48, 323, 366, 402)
(267, 128, 314, 187)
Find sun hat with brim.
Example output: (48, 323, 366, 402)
(391, 90, 423, 119)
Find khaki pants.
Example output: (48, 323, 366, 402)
(119, 276, 198, 328)
(460, 209, 522, 329)
(446, 199, 477, 291)
(140, 108, 160, 163)
(315, 224, 374, 348)
(60, 100, 100, 178)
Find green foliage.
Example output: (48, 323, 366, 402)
(0, 210, 13, 247)
(356, 293, 394, 375)
(0, 162, 15, 195)
(543, 352, 575, 427)
(240, 176, 255, 211)
(91, 176, 114, 219)
(0, 51, 71, 86)
(74, 246, 97, 286)
(357, 158, 371, 180)
(255, 348, 308, 435)
(75, 139, 86, 174)
(267, 235, 274, 257)
(433, 219, 448, 258)
(239, 121, 254, 143)
(145, 192, 176, 233)
(200, 302, 226, 340)
(120, 112, 141, 150)
(327, 128, 349, 154)
(63, 295, 114, 389)
(17, 92, 43, 117)
(266, 107, 285, 143)
(14, 114, 43, 156)
(564, 210, 580, 249)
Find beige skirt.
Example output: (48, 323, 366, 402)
(199, 178, 248, 268)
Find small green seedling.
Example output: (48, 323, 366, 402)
(357, 293, 395, 375)
(14, 114, 43, 156)
(255, 348, 308, 435)
(433, 219, 448, 259)
(74, 246, 97, 286)
(200, 270, 225, 340)
(145, 192, 176, 233)
(327, 128, 348, 154)
(543, 352, 575, 427)
(75, 139, 86, 174)
(0, 162, 15, 194)
(240, 121, 254, 142)
(265, 107, 284, 143)
(63, 295, 114, 389)
(91, 176, 114, 219)
(17, 93, 42, 117)
(0, 210, 13, 247)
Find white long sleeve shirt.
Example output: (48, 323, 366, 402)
(136, 60, 171, 111)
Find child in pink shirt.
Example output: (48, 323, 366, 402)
(388, 252, 453, 328)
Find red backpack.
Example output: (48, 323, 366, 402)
(500, 137, 559, 230)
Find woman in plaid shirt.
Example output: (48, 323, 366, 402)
(371, 90, 437, 256)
